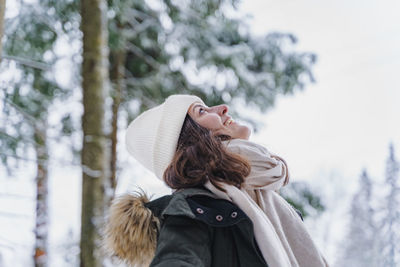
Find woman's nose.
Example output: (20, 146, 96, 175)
(212, 104, 228, 116)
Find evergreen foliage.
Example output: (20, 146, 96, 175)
(0, 0, 79, 172)
(108, 0, 316, 119)
(280, 181, 325, 219)
(0, 1, 77, 265)
(337, 144, 400, 267)
(337, 169, 377, 266)
(377, 143, 400, 266)
(0, 1, 80, 265)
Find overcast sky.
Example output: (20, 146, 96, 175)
(238, 0, 400, 188)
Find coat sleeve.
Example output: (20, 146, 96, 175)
(150, 215, 212, 267)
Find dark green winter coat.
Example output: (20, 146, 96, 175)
(146, 187, 268, 267)
(106, 187, 269, 266)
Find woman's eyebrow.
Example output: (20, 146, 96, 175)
(191, 104, 204, 114)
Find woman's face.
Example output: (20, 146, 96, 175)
(188, 102, 251, 140)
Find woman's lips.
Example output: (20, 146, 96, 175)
(224, 118, 234, 126)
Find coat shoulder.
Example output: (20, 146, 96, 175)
(104, 187, 249, 266)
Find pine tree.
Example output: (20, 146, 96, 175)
(0, 1, 78, 265)
(377, 143, 400, 267)
(1, 4, 57, 267)
(337, 169, 377, 266)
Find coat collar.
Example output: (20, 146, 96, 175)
(145, 187, 218, 219)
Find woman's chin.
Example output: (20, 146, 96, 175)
(232, 125, 251, 140)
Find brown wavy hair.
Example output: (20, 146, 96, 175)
(163, 115, 251, 192)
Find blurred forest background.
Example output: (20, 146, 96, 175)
(0, 0, 399, 266)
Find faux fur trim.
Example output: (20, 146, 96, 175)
(105, 192, 160, 266)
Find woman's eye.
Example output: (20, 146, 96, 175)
(199, 108, 206, 114)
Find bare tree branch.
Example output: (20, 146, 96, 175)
(2, 54, 50, 70)
(126, 43, 160, 69)
(125, 18, 157, 37)
(0, 130, 38, 146)
(0, 152, 80, 167)
(2, 98, 43, 126)
(0, 152, 46, 164)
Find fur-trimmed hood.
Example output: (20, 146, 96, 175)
(104, 192, 160, 266)
(104, 188, 213, 266)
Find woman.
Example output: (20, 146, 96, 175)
(105, 94, 328, 267)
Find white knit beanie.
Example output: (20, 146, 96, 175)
(125, 94, 205, 179)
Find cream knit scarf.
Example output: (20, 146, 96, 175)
(205, 139, 328, 267)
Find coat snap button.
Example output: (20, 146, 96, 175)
(231, 212, 237, 218)
(196, 208, 204, 214)
(216, 215, 223, 221)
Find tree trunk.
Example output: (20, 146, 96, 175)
(0, 0, 6, 59)
(80, 0, 110, 266)
(33, 124, 48, 267)
(109, 50, 125, 191)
